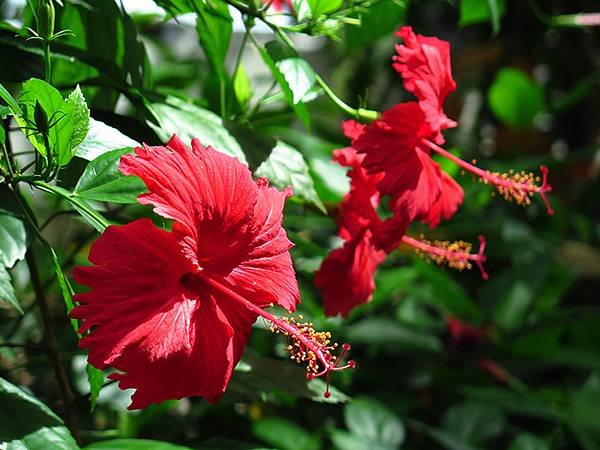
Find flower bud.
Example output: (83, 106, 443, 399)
(37, 0, 55, 41)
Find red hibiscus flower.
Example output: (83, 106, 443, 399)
(72, 135, 353, 409)
(314, 120, 411, 317)
(314, 145, 387, 318)
(351, 102, 460, 227)
(353, 28, 552, 226)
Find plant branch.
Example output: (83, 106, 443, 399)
(227, 0, 380, 121)
(25, 248, 80, 442)
(30, 180, 110, 230)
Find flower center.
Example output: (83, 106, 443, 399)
(179, 272, 205, 296)
(181, 270, 355, 398)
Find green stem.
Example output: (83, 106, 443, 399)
(1, 120, 15, 177)
(30, 180, 110, 230)
(1, 144, 14, 177)
(228, 0, 380, 121)
(9, 186, 80, 442)
(219, 78, 227, 118)
(315, 76, 380, 121)
(232, 29, 249, 80)
(25, 248, 80, 443)
(43, 41, 52, 83)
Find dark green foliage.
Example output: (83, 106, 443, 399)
(0, 0, 598, 449)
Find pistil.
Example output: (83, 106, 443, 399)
(401, 234, 488, 279)
(424, 139, 553, 215)
(196, 271, 355, 397)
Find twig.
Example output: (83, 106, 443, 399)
(25, 249, 80, 442)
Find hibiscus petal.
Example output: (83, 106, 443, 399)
(392, 26, 457, 142)
(388, 147, 443, 223)
(72, 219, 197, 367)
(423, 170, 464, 228)
(315, 231, 385, 318)
(108, 296, 237, 409)
(332, 147, 383, 239)
(120, 135, 258, 265)
(353, 102, 431, 197)
(226, 180, 299, 312)
(341, 120, 366, 140)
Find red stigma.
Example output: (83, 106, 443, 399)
(402, 234, 488, 279)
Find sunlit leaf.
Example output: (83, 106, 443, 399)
(255, 141, 325, 212)
(234, 63, 252, 110)
(86, 364, 104, 412)
(76, 118, 139, 161)
(257, 43, 311, 128)
(0, 265, 22, 314)
(147, 97, 247, 164)
(74, 147, 145, 204)
(16, 78, 90, 166)
(307, 0, 343, 19)
(0, 207, 27, 269)
(65, 85, 90, 152)
(0, 377, 79, 449)
(195, 0, 232, 79)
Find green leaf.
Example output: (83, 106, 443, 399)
(17, 78, 90, 166)
(64, 85, 90, 151)
(86, 364, 104, 412)
(0, 265, 22, 314)
(47, 244, 78, 332)
(508, 433, 549, 450)
(255, 141, 325, 212)
(195, 0, 232, 79)
(307, 0, 343, 19)
(442, 401, 505, 445)
(74, 147, 145, 204)
(345, 397, 405, 448)
(413, 259, 481, 319)
(346, 317, 443, 353)
(84, 439, 194, 450)
(147, 97, 247, 164)
(0, 377, 79, 449)
(307, 379, 349, 403)
(487, 68, 545, 129)
(276, 58, 317, 104)
(461, 386, 554, 420)
(492, 280, 534, 331)
(459, 0, 506, 32)
(152, 0, 204, 16)
(252, 417, 319, 450)
(234, 63, 252, 110)
(265, 42, 317, 105)
(16, 78, 65, 158)
(257, 43, 311, 128)
(0, 207, 27, 269)
(76, 118, 139, 161)
(226, 354, 313, 402)
(330, 430, 393, 450)
(0, 82, 22, 115)
(345, 0, 407, 49)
